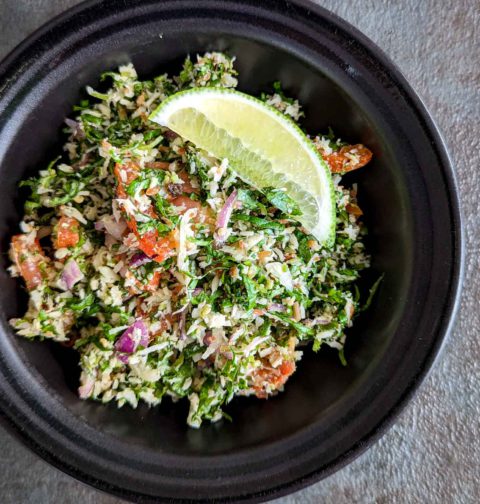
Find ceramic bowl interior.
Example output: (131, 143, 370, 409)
(0, 1, 461, 502)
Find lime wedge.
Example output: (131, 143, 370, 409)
(150, 88, 335, 245)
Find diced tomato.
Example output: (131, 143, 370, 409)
(135, 229, 157, 256)
(170, 283, 185, 297)
(122, 205, 177, 263)
(137, 229, 178, 263)
(54, 216, 80, 249)
(124, 216, 138, 235)
(178, 171, 198, 194)
(145, 187, 160, 196)
(151, 232, 178, 263)
(322, 144, 372, 174)
(115, 163, 211, 263)
(278, 360, 296, 378)
(126, 269, 162, 294)
(346, 203, 363, 216)
(11, 234, 48, 290)
(146, 270, 161, 291)
(114, 162, 140, 198)
(171, 196, 214, 225)
(171, 195, 203, 213)
(145, 161, 170, 170)
(251, 359, 296, 399)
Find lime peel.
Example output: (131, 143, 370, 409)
(150, 87, 335, 245)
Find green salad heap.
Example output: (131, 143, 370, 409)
(9, 52, 376, 427)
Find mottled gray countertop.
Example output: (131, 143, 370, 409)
(0, 1, 478, 503)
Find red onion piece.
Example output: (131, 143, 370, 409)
(96, 215, 127, 241)
(203, 331, 214, 345)
(313, 317, 331, 325)
(116, 353, 130, 364)
(214, 189, 238, 245)
(130, 252, 153, 267)
(268, 303, 287, 313)
(78, 376, 95, 399)
(118, 265, 129, 279)
(65, 118, 85, 139)
(179, 309, 187, 340)
(61, 259, 84, 290)
(164, 129, 179, 140)
(172, 302, 190, 315)
(64, 118, 78, 129)
(115, 320, 149, 355)
(222, 349, 234, 360)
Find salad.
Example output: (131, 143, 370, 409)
(9, 53, 375, 427)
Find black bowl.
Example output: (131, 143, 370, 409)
(0, 1, 463, 502)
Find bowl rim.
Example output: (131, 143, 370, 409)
(0, 0, 464, 502)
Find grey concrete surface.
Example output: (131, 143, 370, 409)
(0, 1, 478, 503)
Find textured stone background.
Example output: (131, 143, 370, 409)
(0, 1, 478, 503)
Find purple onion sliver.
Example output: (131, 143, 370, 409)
(130, 252, 153, 267)
(61, 259, 84, 290)
(214, 189, 238, 245)
(64, 118, 85, 139)
(117, 353, 130, 364)
(216, 189, 238, 230)
(96, 215, 127, 240)
(222, 349, 234, 360)
(268, 303, 287, 313)
(78, 377, 95, 399)
(179, 310, 187, 340)
(164, 129, 179, 140)
(115, 319, 149, 354)
(64, 118, 79, 129)
(173, 302, 190, 315)
(203, 331, 214, 346)
(313, 317, 331, 325)
(105, 233, 116, 248)
(103, 216, 127, 240)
